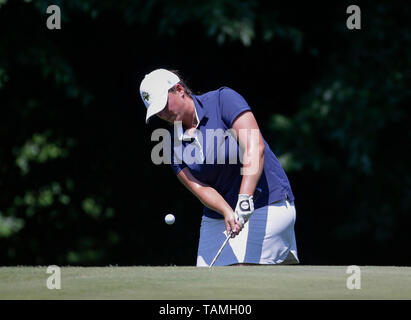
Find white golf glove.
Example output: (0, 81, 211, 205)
(234, 194, 255, 226)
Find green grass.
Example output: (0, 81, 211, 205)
(0, 266, 410, 300)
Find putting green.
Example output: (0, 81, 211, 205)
(0, 266, 410, 300)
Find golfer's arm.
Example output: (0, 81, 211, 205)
(177, 167, 233, 218)
(232, 111, 265, 196)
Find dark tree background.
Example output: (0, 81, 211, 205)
(0, 0, 410, 266)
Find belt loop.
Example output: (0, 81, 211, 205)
(285, 193, 289, 208)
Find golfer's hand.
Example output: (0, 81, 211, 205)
(234, 194, 255, 226)
(223, 210, 243, 238)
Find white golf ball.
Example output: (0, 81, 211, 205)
(165, 214, 175, 225)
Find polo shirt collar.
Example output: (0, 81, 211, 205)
(192, 95, 206, 124)
(176, 95, 206, 141)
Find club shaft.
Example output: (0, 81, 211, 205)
(209, 231, 232, 267)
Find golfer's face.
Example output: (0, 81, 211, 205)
(157, 92, 180, 123)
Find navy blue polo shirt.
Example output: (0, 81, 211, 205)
(170, 87, 295, 219)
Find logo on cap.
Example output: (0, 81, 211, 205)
(142, 91, 150, 102)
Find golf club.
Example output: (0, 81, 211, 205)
(209, 187, 262, 268)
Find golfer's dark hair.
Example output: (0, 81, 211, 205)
(168, 70, 193, 97)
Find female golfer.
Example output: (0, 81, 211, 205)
(140, 68, 299, 266)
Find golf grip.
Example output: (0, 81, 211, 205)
(209, 187, 262, 267)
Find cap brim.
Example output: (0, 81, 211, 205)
(145, 93, 168, 124)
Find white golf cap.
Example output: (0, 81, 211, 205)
(139, 69, 180, 123)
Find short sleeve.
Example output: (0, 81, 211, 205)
(170, 162, 187, 175)
(219, 87, 252, 128)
